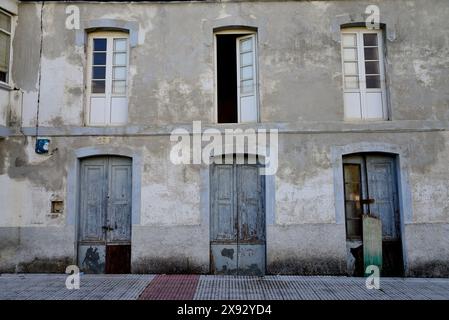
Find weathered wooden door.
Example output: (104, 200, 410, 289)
(78, 156, 132, 274)
(210, 161, 266, 276)
(343, 154, 403, 276)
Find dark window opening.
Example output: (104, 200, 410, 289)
(217, 34, 239, 123)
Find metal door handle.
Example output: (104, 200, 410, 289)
(102, 225, 114, 231)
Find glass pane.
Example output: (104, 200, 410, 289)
(365, 61, 380, 74)
(241, 66, 253, 80)
(241, 79, 254, 94)
(342, 34, 357, 47)
(112, 80, 126, 94)
(364, 47, 379, 60)
(113, 66, 127, 80)
(0, 32, 10, 71)
(93, 52, 106, 65)
(93, 38, 107, 51)
(114, 39, 127, 52)
(0, 71, 6, 82)
(0, 12, 11, 32)
(345, 203, 362, 219)
(91, 80, 105, 93)
(240, 38, 252, 52)
(92, 66, 106, 79)
(240, 52, 253, 66)
(114, 53, 127, 65)
(346, 220, 362, 239)
(344, 76, 359, 89)
(344, 62, 358, 75)
(344, 164, 360, 182)
(363, 33, 378, 46)
(366, 75, 381, 88)
(343, 48, 357, 61)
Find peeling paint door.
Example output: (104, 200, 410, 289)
(210, 161, 265, 276)
(78, 156, 132, 274)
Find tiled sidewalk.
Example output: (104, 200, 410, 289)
(1, 274, 448, 300)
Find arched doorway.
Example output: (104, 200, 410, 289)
(210, 155, 266, 276)
(343, 153, 404, 276)
(77, 156, 132, 274)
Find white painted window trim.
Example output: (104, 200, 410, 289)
(214, 29, 260, 123)
(86, 31, 129, 126)
(341, 28, 388, 121)
(0, 8, 12, 87)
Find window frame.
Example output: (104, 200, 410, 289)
(0, 8, 12, 86)
(214, 29, 260, 124)
(340, 27, 388, 121)
(86, 31, 130, 126)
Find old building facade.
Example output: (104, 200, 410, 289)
(0, 0, 448, 277)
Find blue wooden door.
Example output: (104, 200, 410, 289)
(210, 161, 265, 275)
(78, 156, 132, 274)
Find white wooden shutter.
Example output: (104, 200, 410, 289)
(237, 35, 258, 123)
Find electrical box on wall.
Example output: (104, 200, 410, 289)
(35, 138, 50, 154)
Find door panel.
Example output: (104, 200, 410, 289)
(80, 158, 107, 242)
(108, 158, 132, 242)
(366, 156, 399, 240)
(211, 165, 237, 242)
(237, 165, 265, 243)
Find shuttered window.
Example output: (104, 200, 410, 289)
(0, 10, 11, 84)
(341, 28, 388, 120)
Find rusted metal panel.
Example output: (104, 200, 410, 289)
(105, 245, 131, 274)
(363, 215, 382, 276)
(210, 162, 265, 275)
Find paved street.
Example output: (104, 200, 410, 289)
(0, 274, 448, 300)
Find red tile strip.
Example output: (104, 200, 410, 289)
(138, 275, 200, 300)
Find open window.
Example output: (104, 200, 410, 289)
(341, 28, 388, 121)
(86, 31, 129, 126)
(215, 30, 259, 123)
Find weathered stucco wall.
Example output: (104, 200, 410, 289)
(8, 0, 449, 127)
(1, 130, 448, 275)
(0, 0, 448, 276)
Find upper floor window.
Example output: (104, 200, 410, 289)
(0, 10, 11, 84)
(87, 31, 129, 126)
(341, 28, 388, 120)
(215, 29, 259, 123)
